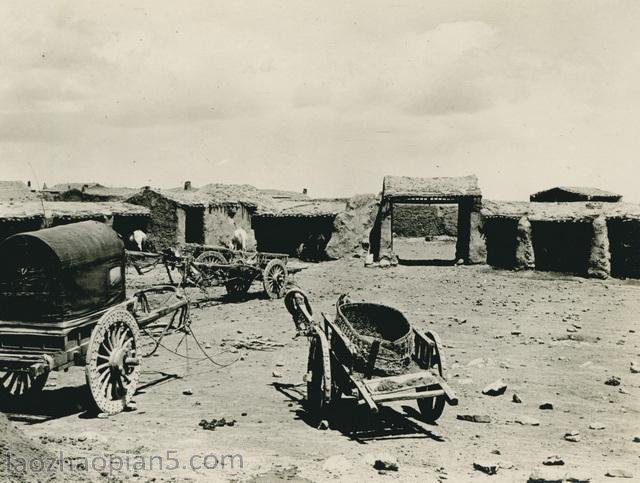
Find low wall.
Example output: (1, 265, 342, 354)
(392, 204, 457, 237)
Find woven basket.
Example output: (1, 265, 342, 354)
(335, 301, 413, 376)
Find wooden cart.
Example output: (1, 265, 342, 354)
(284, 289, 458, 426)
(0, 221, 190, 415)
(128, 244, 290, 299)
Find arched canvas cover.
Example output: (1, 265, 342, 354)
(0, 221, 125, 322)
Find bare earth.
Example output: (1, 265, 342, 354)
(7, 239, 640, 482)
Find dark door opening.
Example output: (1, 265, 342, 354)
(484, 218, 519, 268)
(532, 221, 592, 275)
(608, 219, 640, 278)
(185, 207, 205, 244)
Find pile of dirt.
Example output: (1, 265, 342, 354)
(325, 194, 378, 259)
(0, 413, 86, 481)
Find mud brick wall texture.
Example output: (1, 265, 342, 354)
(392, 204, 458, 237)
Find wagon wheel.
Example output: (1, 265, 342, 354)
(85, 309, 141, 415)
(263, 259, 288, 299)
(224, 272, 252, 296)
(0, 370, 49, 406)
(195, 251, 228, 287)
(306, 331, 332, 421)
(417, 389, 446, 423)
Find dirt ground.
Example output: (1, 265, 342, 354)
(4, 238, 640, 482)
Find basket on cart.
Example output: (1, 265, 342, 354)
(284, 288, 458, 427)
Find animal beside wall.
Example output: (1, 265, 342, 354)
(128, 229, 148, 251)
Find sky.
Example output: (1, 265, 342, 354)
(0, 1, 639, 200)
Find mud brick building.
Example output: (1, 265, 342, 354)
(481, 201, 640, 279)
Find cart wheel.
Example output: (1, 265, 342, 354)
(263, 259, 287, 299)
(225, 277, 252, 296)
(417, 392, 446, 423)
(0, 370, 48, 405)
(306, 332, 332, 421)
(85, 309, 141, 415)
(195, 251, 228, 287)
(196, 251, 227, 265)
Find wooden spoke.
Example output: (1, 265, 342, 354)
(263, 259, 288, 299)
(86, 309, 141, 415)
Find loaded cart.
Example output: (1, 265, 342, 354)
(284, 289, 458, 425)
(128, 244, 290, 299)
(0, 221, 190, 415)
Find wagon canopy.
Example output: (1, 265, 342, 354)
(0, 221, 126, 322)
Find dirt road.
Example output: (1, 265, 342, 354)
(7, 240, 640, 481)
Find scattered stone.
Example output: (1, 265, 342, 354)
(473, 460, 498, 475)
(198, 418, 237, 431)
(527, 471, 564, 483)
(564, 431, 580, 442)
(605, 469, 633, 478)
(482, 379, 507, 396)
(630, 361, 639, 374)
(633, 436, 640, 443)
(543, 456, 564, 466)
(513, 393, 522, 403)
(97, 412, 110, 419)
(589, 422, 605, 430)
(604, 376, 621, 386)
(515, 416, 540, 426)
(539, 402, 554, 410)
(317, 420, 329, 430)
(183, 389, 193, 395)
(373, 455, 399, 472)
(457, 414, 491, 423)
(272, 371, 283, 378)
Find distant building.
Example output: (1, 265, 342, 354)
(530, 187, 622, 203)
(126, 182, 275, 250)
(0, 200, 149, 242)
(0, 180, 38, 203)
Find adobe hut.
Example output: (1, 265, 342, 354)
(481, 201, 640, 279)
(252, 199, 346, 259)
(530, 186, 622, 203)
(127, 183, 275, 250)
(0, 201, 149, 242)
(369, 175, 484, 264)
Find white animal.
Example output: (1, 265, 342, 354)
(230, 228, 247, 251)
(129, 230, 147, 251)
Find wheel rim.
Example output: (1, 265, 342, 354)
(86, 310, 141, 415)
(264, 261, 287, 299)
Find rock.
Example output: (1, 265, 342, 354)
(539, 402, 554, 410)
(457, 414, 491, 423)
(528, 470, 564, 483)
(605, 469, 633, 478)
(183, 389, 193, 395)
(543, 456, 564, 466)
(589, 422, 605, 430)
(272, 371, 282, 378)
(564, 431, 580, 442)
(515, 416, 540, 426)
(482, 379, 507, 396)
(604, 376, 621, 386)
(633, 436, 640, 443)
(630, 361, 639, 374)
(513, 393, 522, 403)
(317, 420, 329, 430)
(373, 455, 399, 472)
(473, 460, 498, 475)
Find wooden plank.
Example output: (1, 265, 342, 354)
(363, 371, 437, 391)
(373, 389, 444, 404)
(321, 313, 358, 357)
(351, 376, 379, 413)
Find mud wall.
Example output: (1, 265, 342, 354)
(608, 218, 640, 278)
(327, 194, 379, 259)
(204, 204, 257, 249)
(392, 204, 458, 237)
(531, 220, 592, 275)
(484, 218, 519, 268)
(127, 190, 179, 250)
